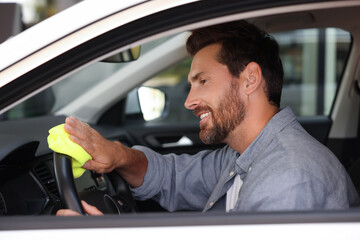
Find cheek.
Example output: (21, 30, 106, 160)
(218, 82, 243, 114)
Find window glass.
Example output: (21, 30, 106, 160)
(274, 28, 351, 116)
(1, 62, 124, 120)
(2, 28, 350, 122)
(134, 28, 351, 122)
(137, 58, 195, 123)
(0, 36, 171, 121)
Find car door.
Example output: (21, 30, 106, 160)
(1, 0, 360, 238)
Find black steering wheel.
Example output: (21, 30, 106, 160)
(53, 152, 138, 215)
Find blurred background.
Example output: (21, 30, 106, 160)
(0, 0, 82, 43)
(0, 0, 81, 25)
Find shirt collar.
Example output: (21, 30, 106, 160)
(234, 106, 296, 175)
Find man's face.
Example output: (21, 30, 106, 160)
(185, 43, 246, 144)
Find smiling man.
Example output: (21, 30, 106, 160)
(57, 20, 359, 216)
(187, 43, 248, 146)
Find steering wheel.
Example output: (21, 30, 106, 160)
(53, 152, 138, 215)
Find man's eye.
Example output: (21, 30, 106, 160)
(200, 79, 207, 85)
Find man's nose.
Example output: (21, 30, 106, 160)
(184, 88, 199, 110)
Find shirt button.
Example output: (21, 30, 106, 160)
(230, 171, 235, 177)
(209, 202, 214, 207)
(248, 166, 252, 172)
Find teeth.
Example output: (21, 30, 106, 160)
(200, 112, 211, 120)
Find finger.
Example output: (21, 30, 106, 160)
(65, 117, 92, 141)
(64, 116, 83, 134)
(81, 201, 103, 215)
(56, 209, 82, 216)
(64, 117, 99, 155)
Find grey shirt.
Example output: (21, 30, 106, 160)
(132, 107, 359, 212)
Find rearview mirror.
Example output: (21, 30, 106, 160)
(138, 87, 166, 121)
(102, 46, 141, 63)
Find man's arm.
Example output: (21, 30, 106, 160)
(64, 116, 235, 212)
(64, 116, 148, 188)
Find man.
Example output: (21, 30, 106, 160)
(57, 20, 359, 216)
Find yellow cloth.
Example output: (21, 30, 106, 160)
(47, 124, 91, 178)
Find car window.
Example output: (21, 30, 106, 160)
(126, 58, 194, 123)
(131, 28, 351, 122)
(0, 36, 172, 121)
(0, 62, 126, 120)
(1, 28, 350, 123)
(275, 28, 351, 116)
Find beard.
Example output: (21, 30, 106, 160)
(195, 79, 246, 144)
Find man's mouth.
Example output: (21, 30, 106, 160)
(194, 107, 212, 125)
(199, 112, 212, 126)
(200, 112, 211, 120)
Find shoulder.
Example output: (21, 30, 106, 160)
(262, 117, 340, 174)
(240, 133, 353, 210)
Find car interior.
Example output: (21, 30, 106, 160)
(0, 2, 360, 217)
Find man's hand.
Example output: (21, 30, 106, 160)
(64, 116, 123, 173)
(56, 201, 103, 216)
(64, 116, 148, 188)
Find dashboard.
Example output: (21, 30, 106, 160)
(0, 132, 109, 216)
(0, 138, 61, 215)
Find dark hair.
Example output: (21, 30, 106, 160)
(186, 20, 283, 107)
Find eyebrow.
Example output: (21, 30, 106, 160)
(188, 72, 203, 85)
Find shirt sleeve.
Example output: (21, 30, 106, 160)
(130, 145, 235, 211)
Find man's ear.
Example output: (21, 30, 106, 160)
(243, 62, 262, 95)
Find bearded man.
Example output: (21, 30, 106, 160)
(57, 20, 359, 216)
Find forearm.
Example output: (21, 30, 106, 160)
(114, 142, 148, 188)
(131, 145, 233, 211)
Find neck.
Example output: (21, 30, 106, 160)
(226, 104, 279, 154)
